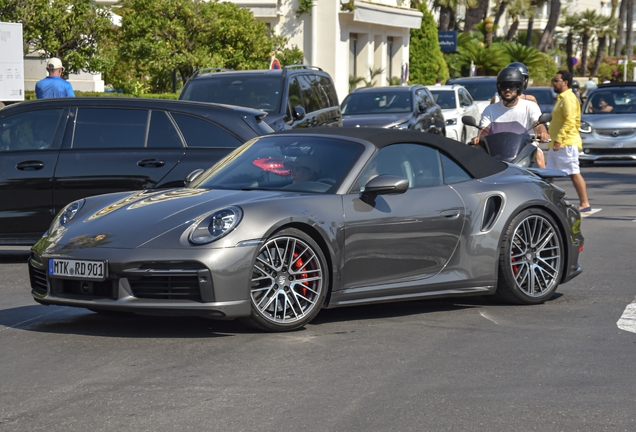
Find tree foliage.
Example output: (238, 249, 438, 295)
(0, 0, 114, 74)
(409, 4, 448, 84)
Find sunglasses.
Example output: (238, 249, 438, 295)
(497, 82, 521, 91)
(551, 78, 564, 83)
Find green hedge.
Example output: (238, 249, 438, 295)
(24, 90, 179, 100)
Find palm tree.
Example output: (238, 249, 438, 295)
(502, 0, 533, 42)
(536, 0, 561, 52)
(501, 42, 546, 68)
(456, 37, 510, 75)
(615, 0, 627, 57)
(558, 10, 581, 74)
(579, 10, 602, 77)
(435, 0, 477, 31)
(590, 16, 619, 78)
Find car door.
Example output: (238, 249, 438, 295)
(53, 107, 185, 214)
(0, 107, 66, 241)
(342, 143, 465, 294)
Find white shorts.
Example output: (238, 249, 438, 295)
(546, 146, 580, 175)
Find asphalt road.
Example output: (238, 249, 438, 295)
(1, 163, 635, 432)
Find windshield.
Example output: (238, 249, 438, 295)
(583, 89, 636, 114)
(483, 132, 530, 162)
(524, 89, 555, 105)
(429, 90, 456, 109)
(180, 76, 283, 113)
(190, 136, 365, 193)
(455, 81, 497, 101)
(341, 91, 413, 115)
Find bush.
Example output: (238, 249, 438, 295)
(409, 5, 448, 84)
(23, 90, 178, 100)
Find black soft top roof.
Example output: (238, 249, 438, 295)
(275, 128, 507, 179)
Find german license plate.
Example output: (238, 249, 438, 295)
(48, 259, 107, 280)
(609, 142, 624, 148)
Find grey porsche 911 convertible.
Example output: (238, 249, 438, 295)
(29, 128, 584, 332)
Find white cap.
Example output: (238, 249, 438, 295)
(47, 57, 64, 70)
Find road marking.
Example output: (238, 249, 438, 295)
(581, 208, 602, 218)
(617, 301, 636, 334)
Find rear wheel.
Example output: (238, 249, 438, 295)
(246, 228, 328, 332)
(495, 209, 563, 304)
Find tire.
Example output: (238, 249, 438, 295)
(245, 228, 329, 332)
(495, 209, 563, 305)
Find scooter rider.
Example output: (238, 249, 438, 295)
(490, 62, 537, 104)
(473, 66, 549, 167)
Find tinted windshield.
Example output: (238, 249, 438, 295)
(191, 136, 365, 193)
(429, 90, 456, 109)
(583, 88, 636, 114)
(524, 88, 555, 105)
(454, 81, 497, 101)
(180, 76, 283, 113)
(342, 91, 413, 115)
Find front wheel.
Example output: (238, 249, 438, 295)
(246, 228, 329, 332)
(495, 209, 563, 304)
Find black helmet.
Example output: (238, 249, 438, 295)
(572, 80, 581, 90)
(497, 67, 524, 103)
(508, 62, 529, 90)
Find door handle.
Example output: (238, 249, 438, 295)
(440, 209, 461, 219)
(16, 161, 45, 171)
(137, 159, 165, 168)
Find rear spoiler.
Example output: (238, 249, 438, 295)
(526, 168, 568, 179)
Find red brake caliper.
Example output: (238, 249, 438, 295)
(293, 252, 309, 297)
(511, 254, 519, 275)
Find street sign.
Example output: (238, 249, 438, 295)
(270, 57, 281, 70)
(0, 22, 25, 101)
(438, 31, 457, 52)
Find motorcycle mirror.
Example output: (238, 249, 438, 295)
(462, 115, 480, 128)
(537, 113, 552, 124)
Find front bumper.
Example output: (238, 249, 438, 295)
(580, 133, 636, 161)
(28, 245, 258, 319)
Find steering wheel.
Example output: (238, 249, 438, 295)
(317, 178, 336, 185)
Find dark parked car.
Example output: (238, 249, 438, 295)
(179, 65, 342, 131)
(0, 97, 273, 245)
(340, 85, 446, 135)
(524, 86, 557, 114)
(579, 82, 636, 165)
(29, 128, 583, 332)
(445, 76, 498, 113)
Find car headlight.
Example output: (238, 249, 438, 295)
(45, 199, 86, 236)
(389, 121, 410, 130)
(579, 121, 592, 134)
(445, 118, 457, 126)
(188, 206, 243, 245)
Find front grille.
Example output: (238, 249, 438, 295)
(595, 128, 635, 138)
(53, 279, 117, 300)
(587, 147, 636, 155)
(29, 258, 48, 295)
(129, 273, 202, 301)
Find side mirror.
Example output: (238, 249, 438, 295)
(184, 168, 205, 185)
(362, 175, 409, 196)
(462, 115, 480, 128)
(537, 113, 552, 124)
(292, 106, 306, 120)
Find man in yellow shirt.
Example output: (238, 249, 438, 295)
(547, 70, 591, 213)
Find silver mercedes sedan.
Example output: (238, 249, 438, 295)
(580, 83, 636, 165)
(29, 128, 584, 332)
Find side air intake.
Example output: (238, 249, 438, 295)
(481, 195, 503, 232)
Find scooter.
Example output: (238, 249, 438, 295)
(462, 113, 552, 169)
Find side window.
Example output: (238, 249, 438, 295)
(441, 153, 471, 184)
(422, 89, 436, 107)
(415, 90, 425, 108)
(148, 111, 184, 148)
(460, 89, 474, 104)
(286, 77, 304, 119)
(311, 74, 330, 109)
(73, 108, 148, 149)
(355, 143, 442, 192)
(171, 113, 241, 148)
(0, 109, 63, 151)
(297, 75, 322, 113)
(318, 76, 339, 107)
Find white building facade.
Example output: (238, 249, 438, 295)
(231, 0, 422, 100)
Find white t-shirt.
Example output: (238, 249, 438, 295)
(479, 98, 542, 135)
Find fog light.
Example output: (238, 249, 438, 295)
(584, 149, 590, 154)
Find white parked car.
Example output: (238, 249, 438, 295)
(427, 85, 480, 144)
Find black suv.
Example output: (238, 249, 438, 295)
(179, 65, 343, 131)
(0, 97, 272, 245)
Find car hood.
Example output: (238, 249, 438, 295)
(41, 188, 303, 250)
(581, 113, 636, 127)
(342, 113, 411, 128)
(441, 108, 463, 121)
(474, 100, 490, 113)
